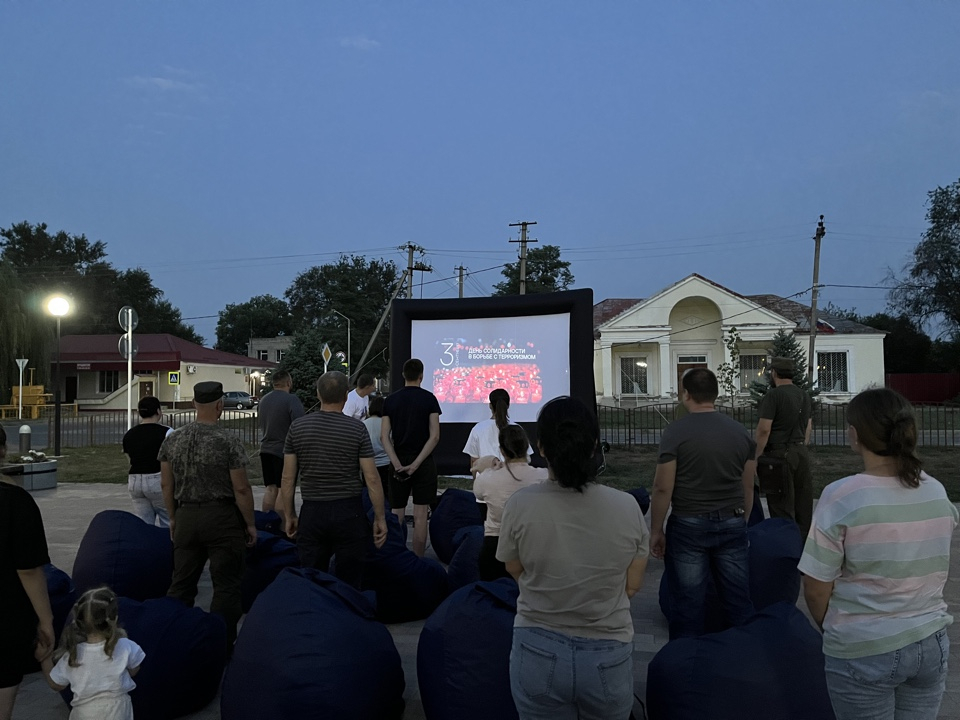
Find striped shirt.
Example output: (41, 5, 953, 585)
(284, 411, 373, 502)
(798, 471, 958, 659)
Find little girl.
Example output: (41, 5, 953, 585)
(37, 586, 145, 720)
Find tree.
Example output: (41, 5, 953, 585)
(890, 178, 960, 335)
(215, 295, 293, 355)
(493, 244, 574, 295)
(113, 268, 204, 344)
(285, 255, 400, 378)
(855, 312, 932, 374)
(0, 261, 51, 401)
(749, 329, 816, 406)
(715, 327, 742, 403)
(276, 329, 326, 410)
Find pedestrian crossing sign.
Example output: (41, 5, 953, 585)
(168, 371, 180, 386)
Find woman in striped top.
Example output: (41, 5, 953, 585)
(799, 388, 958, 720)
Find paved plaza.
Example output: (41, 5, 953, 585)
(8, 481, 960, 720)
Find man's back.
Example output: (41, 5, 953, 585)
(259, 390, 304, 456)
(159, 422, 246, 502)
(284, 412, 373, 502)
(760, 384, 810, 447)
(382, 386, 441, 456)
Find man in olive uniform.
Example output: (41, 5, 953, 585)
(160, 381, 257, 647)
(754, 357, 813, 538)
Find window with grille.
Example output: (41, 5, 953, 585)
(619, 357, 648, 394)
(817, 352, 848, 392)
(98, 370, 119, 393)
(740, 355, 767, 390)
(257, 350, 269, 361)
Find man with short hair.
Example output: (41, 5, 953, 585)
(280, 371, 388, 589)
(160, 381, 257, 648)
(754, 356, 813, 538)
(381, 358, 441, 557)
(650, 368, 757, 639)
(257, 371, 304, 514)
(123, 396, 174, 527)
(343, 373, 376, 420)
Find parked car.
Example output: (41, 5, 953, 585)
(223, 391, 257, 409)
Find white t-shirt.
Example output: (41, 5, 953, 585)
(463, 418, 532, 461)
(473, 463, 548, 536)
(50, 637, 145, 707)
(342, 389, 369, 420)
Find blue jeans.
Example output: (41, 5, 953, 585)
(824, 628, 950, 720)
(664, 513, 754, 639)
(510, 627, 634, 720)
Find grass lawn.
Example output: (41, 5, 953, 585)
(50, 443, 960, 502)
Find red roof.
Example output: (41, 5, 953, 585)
(58, 334, 277, 369)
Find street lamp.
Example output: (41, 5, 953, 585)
(46, 295, 70, 456)
(331, 309, 352, 379)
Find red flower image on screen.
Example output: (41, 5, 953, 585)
(431, 340, 543, 404)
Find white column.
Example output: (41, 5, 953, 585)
(600, 342, 614, 400)
(658, 341, 672, 397)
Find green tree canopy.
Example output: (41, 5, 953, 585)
(493, 244, 574, 295)
(890, 178, 960, 334)
(0, 261, 51, 401)
(285, 255, 399, 378)
(276, 328, 327, 410)
(749, 329, 816, 406)
(215, 294, 293, 355)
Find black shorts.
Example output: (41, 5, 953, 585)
(0, 632, 32, 689)
(388, 455, 438, 509)
(260, 453, 284, 488)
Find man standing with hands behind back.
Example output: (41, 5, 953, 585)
(160, 381, 256, 649)
(382, 358, 441, 557)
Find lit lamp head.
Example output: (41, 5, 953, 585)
(47, 296, 70, 317)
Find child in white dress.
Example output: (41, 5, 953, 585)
(37, 586, 145, 720)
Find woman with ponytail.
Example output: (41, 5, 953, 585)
(496, 397, 649, 720)
(463, 389, 531, 476)
(799, 388, 957, 720)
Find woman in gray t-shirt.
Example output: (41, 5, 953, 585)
(497, 397, 649, 720)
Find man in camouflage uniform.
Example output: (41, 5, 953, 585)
(160, 381, 256, 647)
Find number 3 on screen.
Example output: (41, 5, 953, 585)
(440, 342, 455, 367)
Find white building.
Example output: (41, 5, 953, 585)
(594, 274, 885, 406)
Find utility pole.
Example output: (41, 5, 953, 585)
(456, 265, 466, 298)
(509, 220, 538, 295)
(401, 243, 432, 298)
(807, 215, 826, 385)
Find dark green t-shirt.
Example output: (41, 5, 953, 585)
(758, 383, 811, 448)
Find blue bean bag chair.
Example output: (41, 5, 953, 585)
(222, 568, 405, 720)
(60, 596, 227, 720)
(429, 488, 482, 564)
(360, 492, 449, 623)
(241, 531, 300, 613)
(748, 486, 765, 526)
(45, 564, 77, 644)
(72, 510, 173, 601)
(659, 518, 804, 636)
(628, 487, 651, 515)
(647, 602, 835, 720)
(254, 510, 283, 536)
(446, 525, 483, 592)
(418, 579, 519, 720)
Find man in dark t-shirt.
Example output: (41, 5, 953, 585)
(754, 356, 813, 538)
(650, 368, 757, 639)
(381, 358, 441, 557)
(257, 371, 304, 514)
(281, 371, 387, 589)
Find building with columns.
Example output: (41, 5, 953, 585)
(594, 274, 885, 406)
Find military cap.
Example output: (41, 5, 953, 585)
(770, 356, 794, 374)
(194, 381, 224, 404)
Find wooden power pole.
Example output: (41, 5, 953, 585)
(807, 215, 827, 384)
(509, 220, 537, 294)
(456, 265, 466, 298)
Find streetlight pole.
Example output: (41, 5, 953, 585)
(332, 309, 352, 379)
(47, 296, 70, 456)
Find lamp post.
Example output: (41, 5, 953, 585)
(331, 309, 352, 379)
(46, 295, 70, 456)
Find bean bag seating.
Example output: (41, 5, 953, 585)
(429, 488, 482, 564)
(418, 579, 519, 720)
(658, 518, 804, 635)
(72, 510, 173, 601)
(748, 487, 765, 526)
(254, 510, 283, 535)
(60, 596, 228, 719)
(628, 487, 651, 515)
(646, 602, 835, 720)
(221, 568, 405, 720)
(361, 493, 450, 623)
(446, 525, 483, 592)
(240, 531, 300, 613)
(45, 563, 78, 644)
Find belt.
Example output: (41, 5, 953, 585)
(768, 441, 805, 451)
(672, 505, 744, 521)
(177, 498, 235, 507)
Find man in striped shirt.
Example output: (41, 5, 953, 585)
(280, 371, 388, 589)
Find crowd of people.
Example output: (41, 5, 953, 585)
(1, 355, 956, 720)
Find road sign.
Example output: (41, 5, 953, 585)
(118, 335, 138, 360)
(168, 371, 180, 386)
(321, 343, 332, 364)
(118, 306, 139, 332)
(16, 358, 28, 371)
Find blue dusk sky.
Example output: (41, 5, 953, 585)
(2, 2, 958, 344)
